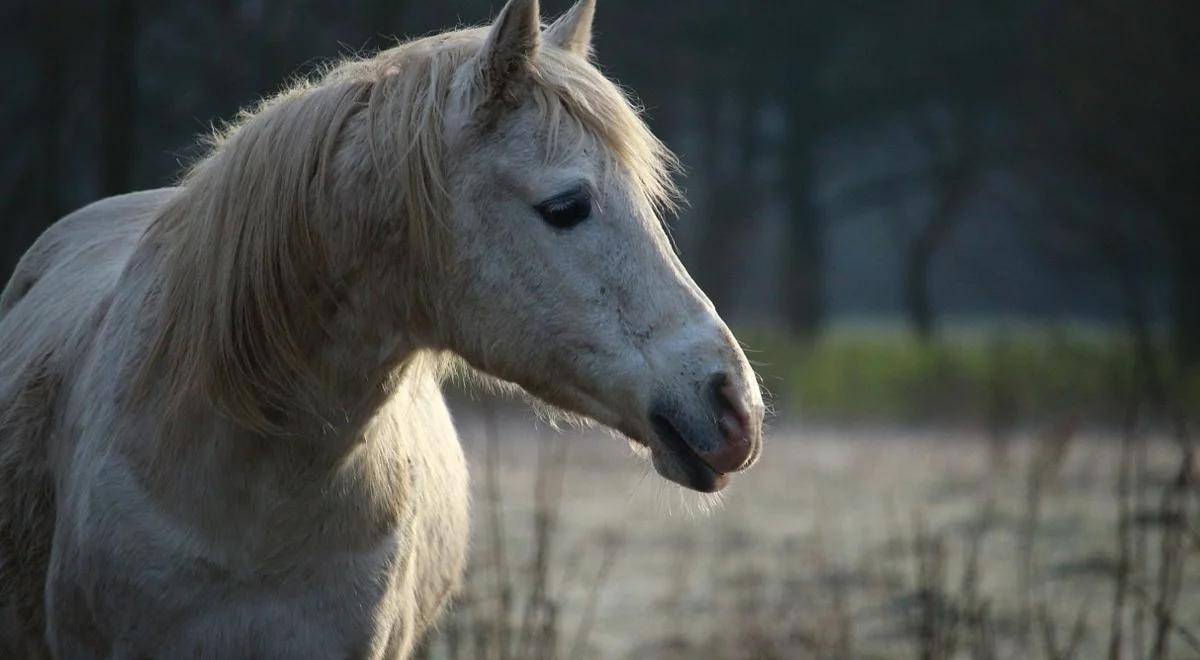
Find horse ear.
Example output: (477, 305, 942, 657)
(545, 0, 595, 57)
(478, 0, 541, 102)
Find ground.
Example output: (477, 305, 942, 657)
(421, 401, 1199, 660)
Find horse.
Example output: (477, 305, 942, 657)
(0, 0, 764, 656)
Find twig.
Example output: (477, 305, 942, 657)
(1148, 444, 1194, 660)
(1037, 601, 1089, 660)
(482, 399, 512, 660)
(568, 531, 625, 659)
(1108, 395, 1138, 660)
(1128, 581, 1200, 657)
(516, 428, 568, 659)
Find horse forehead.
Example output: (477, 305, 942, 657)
(483, 99, 593, 153)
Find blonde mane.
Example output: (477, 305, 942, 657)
(139, 26, 679, 433)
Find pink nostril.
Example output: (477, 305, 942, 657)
(701, 373, 756, 473)
(719, 407, 747, 443)
(698, 425, 752, 473)
(720, 381, 752, 436)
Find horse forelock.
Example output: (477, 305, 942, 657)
(137, 24, 678, 433)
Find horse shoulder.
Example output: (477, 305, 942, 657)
(0, 351, 63, 656)
(0, 188, 175, 654)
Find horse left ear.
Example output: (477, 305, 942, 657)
(545, 0, 595, 57)
(478, 0, 541, 103)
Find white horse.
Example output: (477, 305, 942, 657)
(0, 0, 763, 656)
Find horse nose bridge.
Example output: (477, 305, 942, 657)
(634, 258, 746, 386)
(646, 310, 743, 386)
(676, 317, 762, 420)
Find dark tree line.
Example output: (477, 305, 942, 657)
(1027, 0, 1200, 364)
(1, 0, 1196, 361)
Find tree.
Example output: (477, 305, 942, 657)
(904, 110, 981, 340)
(1030, 0, 1199, 364)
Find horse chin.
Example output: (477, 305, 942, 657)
(651, 451, 730, 493)
(627, 434, 731, 493)
(537, 391, 736, 493)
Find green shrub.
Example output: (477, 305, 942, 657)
(738, 323, 1191, 424)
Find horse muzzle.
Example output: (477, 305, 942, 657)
(646, 372, 763, 493)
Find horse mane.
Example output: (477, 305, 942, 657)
(139, 26, 679, 433)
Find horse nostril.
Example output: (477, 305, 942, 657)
(707, 371, 730, 410)
(707, 371, 748, 438)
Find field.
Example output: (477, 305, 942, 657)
(417, 402, 1199, 660)
(738, 323, 1200, 425)
(414, 327, 1200, 659)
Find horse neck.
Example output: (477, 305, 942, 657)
(298, 288, 434, 443)
(140, 217, 433, 449)
(128, 341, 432, 564)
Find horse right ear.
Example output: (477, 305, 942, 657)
(545, 0, 595, 57)
(477, 0, 541, 105)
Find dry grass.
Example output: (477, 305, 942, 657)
(415, 398, 1198, 660)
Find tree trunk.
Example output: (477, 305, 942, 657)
(100, 0, 139, 196)
(23, 2, 66, 257)
(777, 21, 825, 340)
(905, 236, 936, 341)
(694, 91, 761, 315)
(1170, 216, 1200, 366)
(2, 2, 66, 280)
(782, 197, 824, 338)
(781, 128, 823, 338)
(904, 113, 978, 341)
(903, 182, 970, 342)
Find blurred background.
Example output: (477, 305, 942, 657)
(1, 1, 1197, 658)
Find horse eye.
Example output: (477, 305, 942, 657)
(534, 188, 592, 230)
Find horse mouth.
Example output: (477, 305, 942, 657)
(649, 413, 730, 493)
